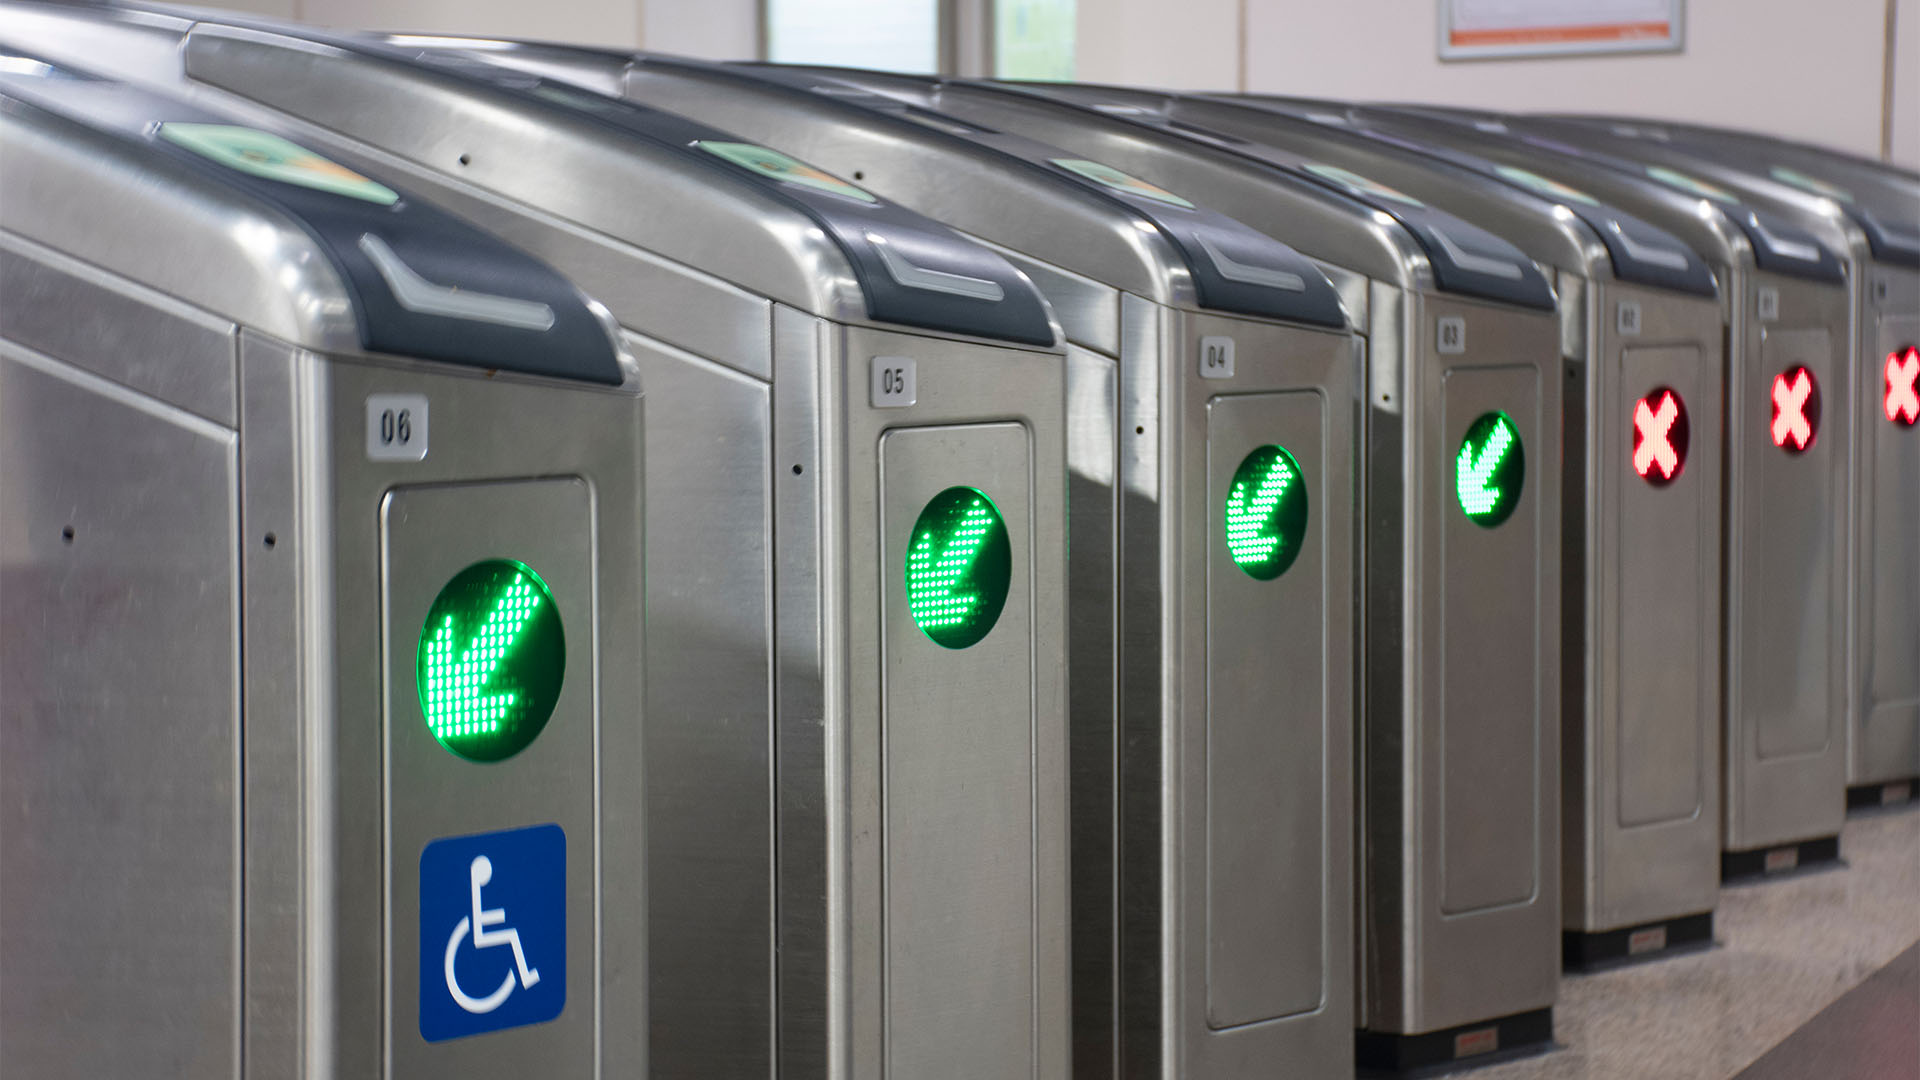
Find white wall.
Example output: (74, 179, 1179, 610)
(1893, 0, 1918, 167)
(1077, 0, 1916, 167)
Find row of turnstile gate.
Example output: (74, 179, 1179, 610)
(0, 4, 1914, 1078)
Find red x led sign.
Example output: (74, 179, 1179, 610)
(1770, 366, 1819, 453)
(1632, 388, 1689, 486)
(1887, 346, 1919, 427)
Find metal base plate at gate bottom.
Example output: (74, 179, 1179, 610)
(1562, 912, 1714, 973)
(1720, 835, 1842, 883)
(1845, 779, 1918, 813)
(1355, 1007, 1554, 1077)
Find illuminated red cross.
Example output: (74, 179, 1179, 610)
(1771, 367, 1816, 451)
(1887, 347, 1920, 426)
(1633, 390, 1684, 482)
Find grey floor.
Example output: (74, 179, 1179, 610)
(1479, 804, 1920, 1080)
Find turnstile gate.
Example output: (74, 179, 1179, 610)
(1, 6, 1075, 1077)
(458, 48, 1362, 1079)
(808, 68, 1570, 1074)
(1538, 116, 1920, 813)
(0, 62, 645, 1079)
(1349, 105, 1854, 882)
(1050, 86, 1729, 975)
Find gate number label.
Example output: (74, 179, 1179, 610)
(871, 357, 917, 408)
(1617, 300, 1642, 336)
(367, 394, 429, 461)
(1200, 336, 1236, 379)
(420, 823, 565, 1042)
(1437, 316, 1467, 355)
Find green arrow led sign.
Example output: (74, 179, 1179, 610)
(906, 486, 1011, 649)
(1456, 411, 1525, 527)
(1224, 445, 1308, 580)
(417, 559, 565, 762)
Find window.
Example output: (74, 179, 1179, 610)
(765, 0, 940, 73)
(995, 0, 1073, 79)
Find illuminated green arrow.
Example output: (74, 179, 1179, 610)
(421, 572, 543, 740)
(1223, 445, 1309, 580)
(1455, 412, 1524, 525)
(907, 499, 996, 631)
(1226, 456, 1295, 566)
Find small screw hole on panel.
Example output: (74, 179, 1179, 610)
(1135, 426, 1146, 435)
(792, 464, 803, 475)
(264, 533, 278, 549)
(61, 525, 74, 544)
(458, 154, 472, 166)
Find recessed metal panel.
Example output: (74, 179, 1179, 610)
(1615, 345, 1709, 828)
(383, 479, 597, 1079)
(1439, 364, 1545, 916)
(0, 346, 240, 1080)
(1203, 390, 1329, 1030)
(1862, 309, 1920, 782)
(630, 338, 775, 1077)
(878, 422, 1037, 1077)
(1747, 327, 1839, 762)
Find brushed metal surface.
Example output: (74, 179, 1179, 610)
(180, 24, 871, 328)
(632, 335, 777, 1078)
(1336, 110, 1852, 859)
(780, 72, 1429, 294)
(0, 4, 871, 338)
(1614, 345, 1711, 826)
(835, 322, 1070, 1080)
(604, 60, 1201, 311)
(0, 232, 238, 425)
(1859, 304, 1920, 786)
(1, 29, 649, 1074)
(769, 304, 834, 1079)
(980, 239, 1124, 358)
(1566, 280, 1724, 933)
(1722, 274, 1851, 852)
(0, 341, 242, 1080)
(1203, 390, 1330, 1030)
(1750, 326, 1842, 763)
(1363, 295, 1564, 1036)
(235, 329, 313, 1079)
(0, 75, 360, 353)
(1438, 363, 1546, 915)
(1521, 116, 1917, 795)
(322, 358, 647, 1077)
(1197, 98, 1722, 940)
(878, 422, 1037, 1077)
(383, 479, 599, 1080)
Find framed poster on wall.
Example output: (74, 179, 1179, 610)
(1439, 0, 1684, 60)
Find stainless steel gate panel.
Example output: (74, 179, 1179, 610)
(1862, 292, 1919, 796)
(0, 61, 645, 1079)
(0, 336, 242, 1080)
(787, 73, 1565, 1068)
(1091, 89, 1729, 964)
(833, 322, 1069, 1080)
(877, 422, 1039, 1076)
(1485, 116, 1920, 804)
(1401, 297, 1562, 1029)
(1201, 388, 1335, 1030)
(0, 10, 1076, 1076)
(446, 51, 1362, 1080)
(1328, 106, 1853, 881)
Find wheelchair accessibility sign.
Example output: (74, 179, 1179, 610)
(419, 823, 565, 1041)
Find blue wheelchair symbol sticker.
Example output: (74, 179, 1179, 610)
(419, 823, 565, 1042)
